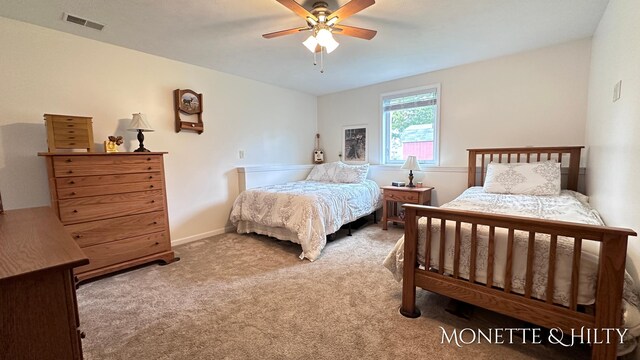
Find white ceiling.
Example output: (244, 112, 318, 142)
(0, 0, 609, 95)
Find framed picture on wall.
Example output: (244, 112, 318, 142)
(342, 125, 368, 163)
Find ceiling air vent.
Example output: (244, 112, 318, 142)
(62, 13, 105, 31)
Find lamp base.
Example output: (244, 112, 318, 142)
(134, 129, 150, 152)
(407, 170, 416, 187)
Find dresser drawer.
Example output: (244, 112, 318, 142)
(56, 172, 163, 189)
(53, 155, 163, 177)
(385, 189, 420, 203)
(58, 190, 164, 224)
(75, 232, 170, 273)
(66, 211, 166, 247)
(54, 140, 91, 149)
(53, 134, 89, 142)
(58, 180, 163, 199)
(52, 121, 90, 130)
(49, 115, 91, 123)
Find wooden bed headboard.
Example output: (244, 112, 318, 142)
(467, 146, 584, 191)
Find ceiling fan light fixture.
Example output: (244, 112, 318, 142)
(306, 16, 318, 26)
(302, 35, 319, 53)
(315, 28, 333, 47)
(318, 14, 326, 23)
(326, 16, 339, 26)
(324, 37, 340, 53)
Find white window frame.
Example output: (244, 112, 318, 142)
(380, 84, 441, 166)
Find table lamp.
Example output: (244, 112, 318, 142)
(128, 113, 154, 152)
(401, 155, 421, 188)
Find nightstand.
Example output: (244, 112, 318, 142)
(381, 186, 433, 230)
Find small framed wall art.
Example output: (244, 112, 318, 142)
(342, 125, 368, 163)
(174, 89, 204, 134)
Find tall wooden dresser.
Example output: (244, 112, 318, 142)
(39, 152, 177, 282)
(0, 207, 89, 359)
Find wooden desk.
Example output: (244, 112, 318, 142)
(381, 186, 433, 230)
(0, 207, 89, 360)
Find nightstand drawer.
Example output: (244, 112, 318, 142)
(385, 189, 420, 203)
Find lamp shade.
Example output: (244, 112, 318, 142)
(302, 35, 318, 53)
(128, 113, 154, 132)
(401, 156, 421, 171)
(315, 28, 333, 47)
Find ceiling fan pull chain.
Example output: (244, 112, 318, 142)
(313, 50, 317, 66)
(320, 48, 324, 73)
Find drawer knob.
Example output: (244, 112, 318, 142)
(147, 157, 151, 161)
(69, 180, 75, 184)
(68, 130, 75, 134)
(155, 242, 160, 245)
(67, 170, 73, 174)
(150, 185, 154, 188)
(153, 221, 158, 225)
(65, 159, 72, 163)
(70, 191, 76, 195)
(74, 234, 82, 239)
(69, 143, 76, 145)
(73, 210, 78, 213)
(151, 200, 156, 203)
(147, 167, 152, 170)
(148, 176, 153, 179)
(67, 124, 74, 127)
(68, 137, 75, 139)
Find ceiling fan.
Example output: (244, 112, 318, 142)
(263, 0, 377, 72)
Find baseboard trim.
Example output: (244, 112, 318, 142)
(171, 225, 236, 246)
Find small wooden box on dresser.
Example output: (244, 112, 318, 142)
(38, 152, 177, 282)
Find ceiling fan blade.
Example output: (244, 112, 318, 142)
(275, 0, 318, 21)
(333, 25, 377, 40)
(327, 0, 375, 24)
(262, 27, 309, 39)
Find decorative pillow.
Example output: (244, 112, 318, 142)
(483, 161, 561, 196)
(306, 162, 341, 182)
(333, 162, 369, 183)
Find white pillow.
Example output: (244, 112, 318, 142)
(483, 161, 561, 196)
(306, 162, 341, 182)
(333, 162, 369, 183)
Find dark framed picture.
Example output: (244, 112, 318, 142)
(174, 88, 204, 134)
(178, 89, 201, 114)
(342, 125, 368, 163)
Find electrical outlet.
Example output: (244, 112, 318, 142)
(239, 150, 245, 159)
(613, 80, 622, 102)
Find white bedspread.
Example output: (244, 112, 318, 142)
(230, 180, 382, 261)
(384, 187, 637, 307)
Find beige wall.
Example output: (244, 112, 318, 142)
(0, 17, 317, 243)
(585, 0, 640, 280)
(318, 39, 592, 204)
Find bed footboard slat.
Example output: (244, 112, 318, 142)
(439, 219, 446, 275)
(425, 218, 432, 270)
(570, 237, 582, 311)
(454, 222, 461, 279)
(470, 224, 478, 283)
(546, 234, 558, 304)
(525, 232, 535, 298)
(505, 229, 514, 293)
(487, 226, 495, 288)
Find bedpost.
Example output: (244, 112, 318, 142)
(567, 147, 581, 192)
(400, 206, 421, 318)
(467, 150, 477, 188)
(592, 233, 628, 360)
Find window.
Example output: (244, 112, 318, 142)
(382, 85, 440, 165)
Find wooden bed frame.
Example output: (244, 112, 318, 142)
(399, 146, 636, 359)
